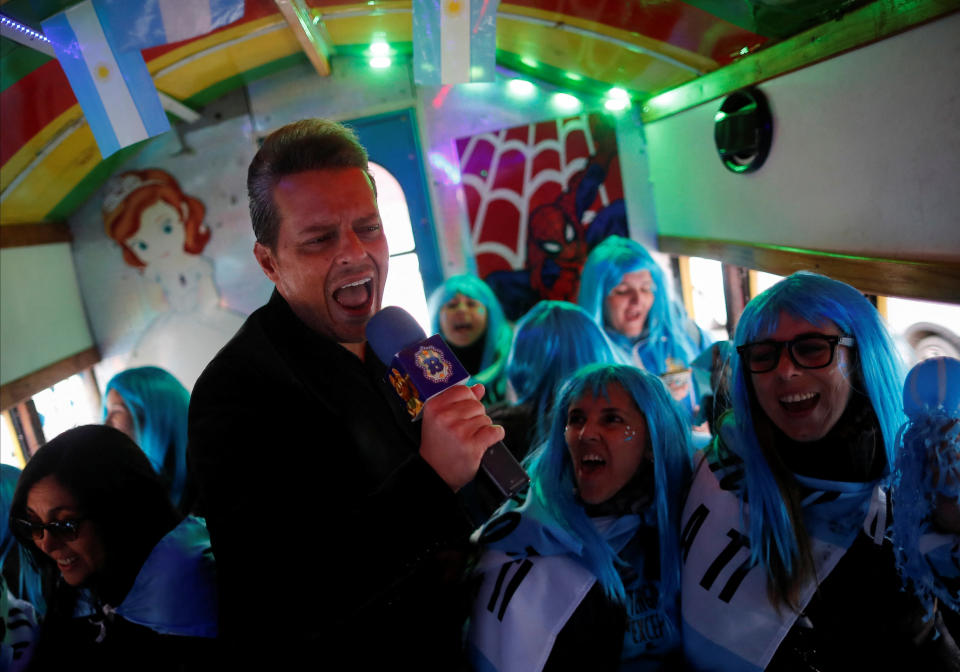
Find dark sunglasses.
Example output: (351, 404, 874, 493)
(13, 518, 85, 542)
(736, 334, 856, 373)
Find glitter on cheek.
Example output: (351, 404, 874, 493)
(623, 425, 636, 441)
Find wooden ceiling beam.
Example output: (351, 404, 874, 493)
(641, 0, 960, 124)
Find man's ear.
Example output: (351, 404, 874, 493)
(254, 242, 279, 284)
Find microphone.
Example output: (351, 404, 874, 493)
(367, 306, 529, 499)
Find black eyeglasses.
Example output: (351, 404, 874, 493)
(13, 518, 85, 543)
(736, 334, 855, 373)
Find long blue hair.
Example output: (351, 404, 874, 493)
(0, 465, 44, 613)
(429, 274, 512, 399)
(577, 236, 699, 370)
(104, 366, 190, 509)
(730, 271, 904, 589)
(526, 363, 692, 606)
(508, 301, 623, 445)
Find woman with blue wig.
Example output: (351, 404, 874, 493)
(577, 236, 709, 415)
(429, 274, 512, 404)
(104, 366, 191, 511)
(680, 271, 946, 670)
(469, 363, 691, 671)
(488, 300, 623, 461)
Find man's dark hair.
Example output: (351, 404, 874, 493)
(247, 118, 375, 248)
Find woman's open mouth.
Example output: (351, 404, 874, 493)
(779, 391, 819, 414)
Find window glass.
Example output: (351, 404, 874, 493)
(753, 271, 784, 297)
(885, 297, 960, 364)
(369, 162, 430, 333)
(687, 257, 729, 342)
(0, 413, 22, 467)
(31, 373, 98, 443)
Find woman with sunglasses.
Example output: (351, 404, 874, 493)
(469, 364, 691, 671)
(679, 271, 948, 670)
(9, 425, 217, 670)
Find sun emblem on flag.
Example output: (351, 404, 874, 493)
(414, 346, 454, 383)
(95, 62, 111, 81)
(446, 1, 462, 16)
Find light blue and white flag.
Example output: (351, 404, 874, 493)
(413, 0, 500, 86)
(95, 0, 245, 52)
(42, 1, 170, 159)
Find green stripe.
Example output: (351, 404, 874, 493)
(1, 36, 53, 93)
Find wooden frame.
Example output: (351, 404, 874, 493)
(0, 346, 100, 411)
(659, 235, 960, 304)
(642, 0, 960, 124)
(0, 222, 72, 248)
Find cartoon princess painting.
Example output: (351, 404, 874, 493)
(102, 169, 245, 390)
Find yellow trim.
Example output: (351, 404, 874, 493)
(153, 27, 301, 99)
(1, 122, 103, 223)
(147, 15, 288, 73)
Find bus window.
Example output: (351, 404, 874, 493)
(687, 257, 729, 343)
(30, 372, 100, 443)
(0, 413, 23, 467)
(752, 271, 785, 297)
(369, 162, 431, 332)
(884, 297, 960, 364)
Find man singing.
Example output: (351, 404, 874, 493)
(188, 119, 505, 667)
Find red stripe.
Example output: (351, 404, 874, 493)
(0, 60, 77, 167)
(501, 0, 766, 64)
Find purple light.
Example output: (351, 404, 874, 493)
(0, 14, 52, 43)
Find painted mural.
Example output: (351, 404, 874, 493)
(455, 112, 628, 320)
(70, 115, 270, 392)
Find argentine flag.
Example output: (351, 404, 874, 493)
(413, 0, 500, 86)
(42, 1, 170, 159)
(96, 0, 245, 51)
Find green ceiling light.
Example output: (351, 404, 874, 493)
(370, 56, 392, 69)
(564, 72, 583, 81)
(604, 98, 630, 112)
(607, 87, 629, 100)
(507, 78, 536, 97)
(521, 56, 539, 69)
(370, 41, 390, 57)
(551, 92, 581, 111)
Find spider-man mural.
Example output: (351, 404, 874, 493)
(456, 113, 627, 320)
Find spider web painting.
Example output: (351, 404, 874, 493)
(455, 112, 627, 320)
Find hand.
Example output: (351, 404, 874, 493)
(420, 383, 505, 492)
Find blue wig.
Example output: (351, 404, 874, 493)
(1, 465, 44, 613)
(577, 236, 699, 372)
(730, 271, 904, 584)
(508, 301, 623, 445)
(892, 357, 960, 615)
(104, 366, 190, 509)
(428, 274, 512, 400)
(526, 363, 692, 607)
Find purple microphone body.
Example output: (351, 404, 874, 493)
(367, 306, 529, 499)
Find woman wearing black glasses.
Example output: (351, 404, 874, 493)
(9, 425, 217, 671)
(679, 271, 953, 670)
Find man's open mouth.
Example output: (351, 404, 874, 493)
(333, 278, 372, 309)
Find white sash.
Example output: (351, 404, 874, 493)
(680, 455, 881, 671)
